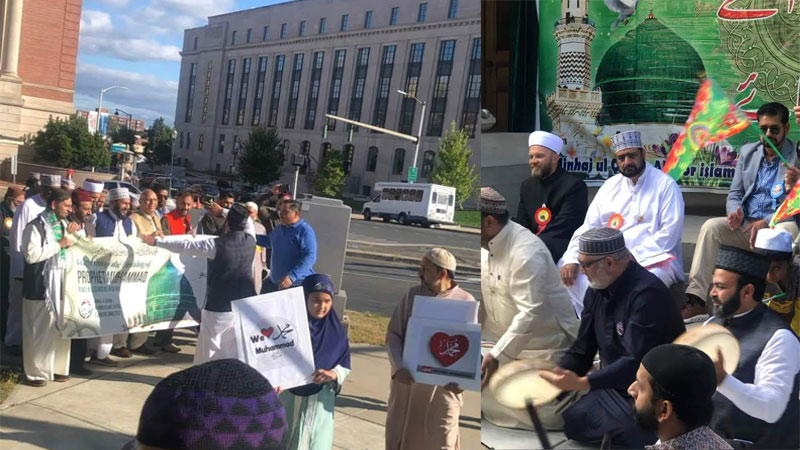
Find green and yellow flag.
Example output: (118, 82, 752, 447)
(662, 79, 750, 181)
(770, 182, 800, 227)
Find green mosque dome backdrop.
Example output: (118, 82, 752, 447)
(145, 260, 199, 325)
(595, 15, 706, 125)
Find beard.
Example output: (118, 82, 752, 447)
(531, 163, 555, 178)
(633, 402, 659, 432)
(712, 288, 742, 319)
(621, 160, 645, 178)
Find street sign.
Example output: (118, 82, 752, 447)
(408, 167, 418, 182)
(111, 143, 126, 153)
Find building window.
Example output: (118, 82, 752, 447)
(179, 131, 184, 148)
(285, 53, 304, 128)
(461, 37, 481, 138)
(300, 140, 310, 173)
(268, 55, 285, 128)
(399, 43, 425, 134)
(279, 139, 290, 166)
(421, 150, 435, 177)
(299, 20, 306, 36)
(364, 11, 373, 29)
(215, 163, 220, 173)
(326, 49, 346, 131)
(193, 37, 198, 50)
(390, 7, 399, 25)
(448, 0, 458, 19)
(372, 45, 396, 130)
(231, 30, 237, 45)
(247, 28, 252, 42)
(427, 40, 456, 136)
(417, 3, 427, 22)
(236, 57, 252, 126)
(319, 17, 327, 33)
(366, 146, 378, 172)
(252, 56, 268, 126)
(221, 59, 236, 125)
(263, 26, 269, 41)
(341, 14, 349, 31)
(176, 157, 181, 166)
(304, 51, 324, 130)
(280, 23, 288, 39)
(347, 47, 370, 131)
(392, 148, 405, 175)
(186, 132, 192, 149)
(218, 134, 225, 154)
(185, 63, 197, 123)
(198, 134, 204, 151)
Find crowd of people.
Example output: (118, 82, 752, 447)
(479, 102, 800, 449)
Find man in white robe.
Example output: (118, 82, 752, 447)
(560, 131, 685, 315)
(21, 189, 74, 386)
(5, 174, 62, 352)
(479, 187, 581, 430)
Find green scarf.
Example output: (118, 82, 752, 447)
(45, 210, 66, 260)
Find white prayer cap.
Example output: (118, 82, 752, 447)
(755, 228, 793, 257)
(40, 174, 61, 187)
(424, 247, 457, 272)
(109, 187, 130, 201)
(82, 179, 105, 193)
(528, 131, 563, 154)
(610, 130, 643, 153)
(61, 179, 76, 189)
(245, 201, 258, 211)
(130, 192, 140, 202)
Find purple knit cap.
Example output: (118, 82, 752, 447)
(136, 359, 288, 450)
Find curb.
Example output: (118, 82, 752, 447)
(350, 214, 480, 235)
(346, 249, 481, 275)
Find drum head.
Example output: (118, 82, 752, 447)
(489, 359, 562, 409)
(673, 323, 740, 374)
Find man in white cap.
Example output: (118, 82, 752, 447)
(85, 187, 137, 364)
(516, 131, 588, 262)
(5, 174, 69, 353)
(60, 178, 75, 193)
(478, 186, 580, 431)
(385, 247, 475, 450)
(245, 201, 267, 293)
(754, 228, 799, 336)
(81, 179, 104, 212)
(560, 130, 685, 315)
(686, 103, 797, 315)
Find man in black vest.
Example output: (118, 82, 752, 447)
(142, 204, 256, 365)
(515, 131, 588, 262)
(707, 246, 800, 449)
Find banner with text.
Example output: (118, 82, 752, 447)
(61, 236, 208, 338)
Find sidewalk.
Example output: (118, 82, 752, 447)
(0, 330, 480, 450)
(350, 213, 480, 235)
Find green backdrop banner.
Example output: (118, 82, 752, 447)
(537, 0, 800, 190)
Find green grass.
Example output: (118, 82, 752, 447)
(345, 310, 390, 346)
(0, 369, 20, 404)
(454, 209, 480, 228)
(343, 198, 366, 212)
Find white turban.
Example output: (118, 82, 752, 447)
(109, 187, 130, 201)
(82, 179, 105, 193)
(528, 131, 563, 155)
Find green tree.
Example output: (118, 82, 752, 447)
(430, 121, 478, 207)
(108, 123, 137, 147)
(313, 149, 346, 198)
(237, 126, 283, 185)
(33, 115, 109, 168)
(144, 117, 174, 166)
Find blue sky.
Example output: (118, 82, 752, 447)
(75, 0, 289, 128)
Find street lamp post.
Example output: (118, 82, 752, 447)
(397, 89, 426, 183)
(169, 129, 178, 193)
(96, 86, 128, 134)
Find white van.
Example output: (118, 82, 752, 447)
(362, 182, 456, 226)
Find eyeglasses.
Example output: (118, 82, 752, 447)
(579, 257, 607, 270)
(760, 125, 783, 135)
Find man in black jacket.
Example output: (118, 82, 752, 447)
(515, 131, 588, 262)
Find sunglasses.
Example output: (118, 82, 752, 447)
(760, 125, 783, 135)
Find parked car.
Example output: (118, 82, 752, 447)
(189, 183, 221, 203)
(361, 182, 456, 226)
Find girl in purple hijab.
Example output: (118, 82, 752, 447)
(277, 273, 351, 450)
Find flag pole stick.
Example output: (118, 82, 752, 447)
(751, 123, 791, 168)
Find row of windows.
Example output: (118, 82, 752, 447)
(382, 188, 425, 202)
(213, 2, 459, 49)
(189, 37, 480, 137)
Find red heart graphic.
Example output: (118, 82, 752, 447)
(429, 332, 469, 367)
(261, 327, 274, 338)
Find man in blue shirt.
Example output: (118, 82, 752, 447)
(257, 199, 317, 293)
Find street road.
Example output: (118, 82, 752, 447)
(348, 219, 479, 251)
(342, 256, 481, 316)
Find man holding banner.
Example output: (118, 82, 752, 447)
(685, 103, 797, 311)
(21, 189, 74, 387)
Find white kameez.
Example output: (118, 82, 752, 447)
(193, 309, 238, 365)
(560, 164, 685, 314)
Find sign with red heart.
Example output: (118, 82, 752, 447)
(261, 327, 274, 338)
(429, 332, 469, 367)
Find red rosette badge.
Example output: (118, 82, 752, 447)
(535, 204, 552, 235)
(608, 213, 624, 230)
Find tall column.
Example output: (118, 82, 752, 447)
(1, 0, 23, 78)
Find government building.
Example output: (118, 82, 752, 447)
(172, 0, 480, 196)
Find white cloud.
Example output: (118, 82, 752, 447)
(80, 10, 113, 34)
(97, 0, 131, 6)
(79, 35, 181, 62)
(120, 0, 237, 36)
(74, 64, 178, 125)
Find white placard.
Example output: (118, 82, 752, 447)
(403, 316, 482, 391)
(231, 287, 315, 390)
(411, 296, 479, 323)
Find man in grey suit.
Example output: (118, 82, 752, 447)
(685, 102, 796, 312)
